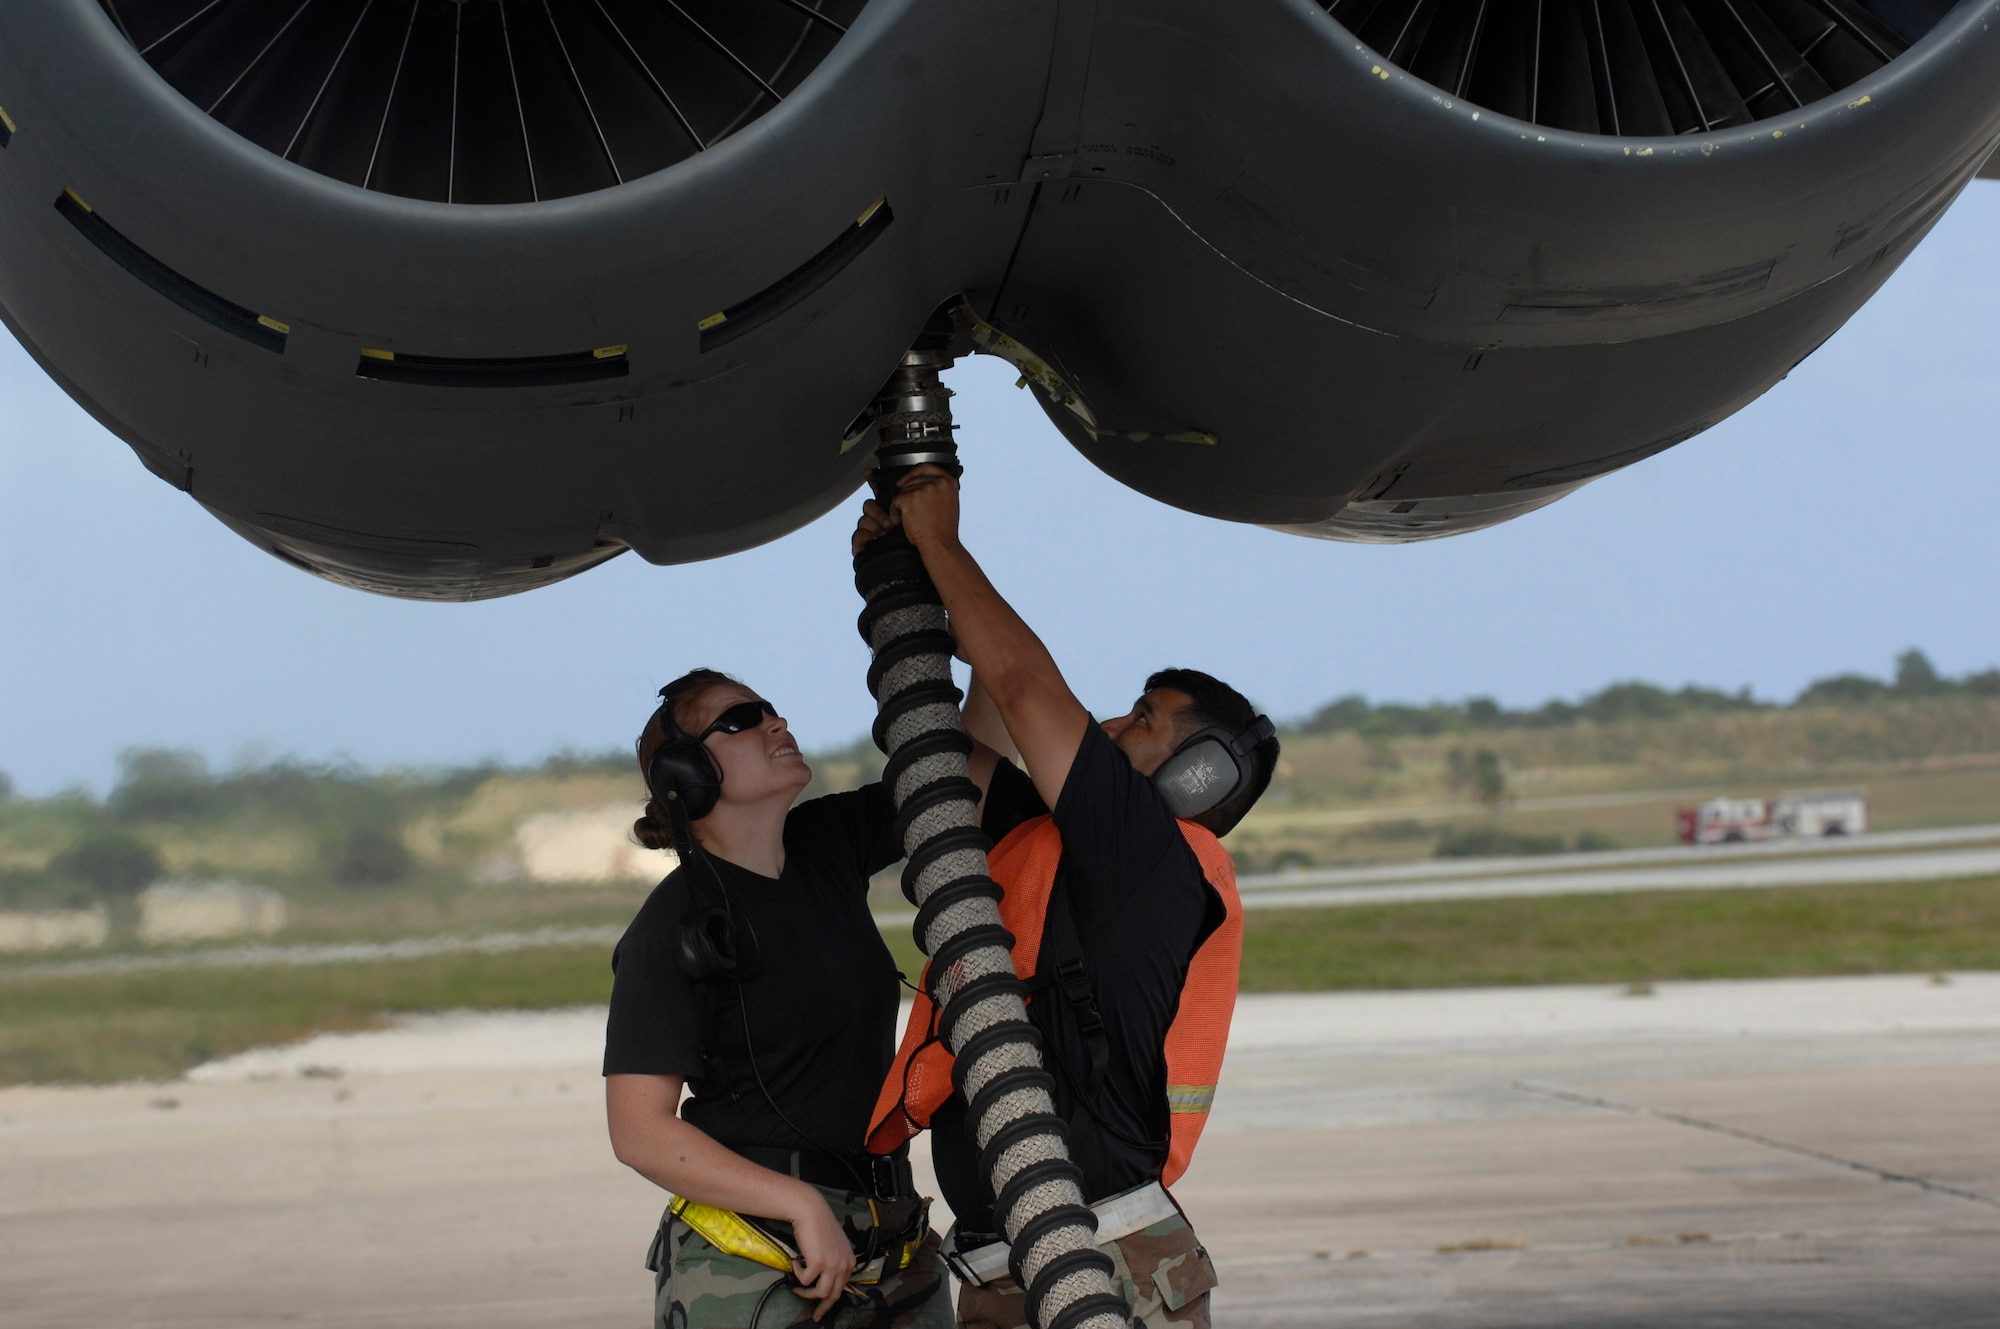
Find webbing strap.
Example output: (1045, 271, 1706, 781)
(1024, 876, 1175, 1162)
(1028, 876, 1110, 1100)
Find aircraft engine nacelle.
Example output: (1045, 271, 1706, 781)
(0, 0, 1995, 597)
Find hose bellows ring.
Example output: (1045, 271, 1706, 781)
(855, 438, 1129, 1328)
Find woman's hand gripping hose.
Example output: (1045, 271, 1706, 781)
(785, 1186, 860, 1320)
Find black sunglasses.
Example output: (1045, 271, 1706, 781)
(699, 699, 779, 740)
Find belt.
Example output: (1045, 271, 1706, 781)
(734, 1144, 915, 1199)
(942, 1180, 1181, 1286)
(665, 1190, 931, 1287)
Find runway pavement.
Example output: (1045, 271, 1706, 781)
(4, 975, 1998, 1327)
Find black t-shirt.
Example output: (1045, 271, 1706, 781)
(602, 786, 904, 1158)
(932, 723, 1224, 1233)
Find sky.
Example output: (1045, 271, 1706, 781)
(4, 188, 1998, 798)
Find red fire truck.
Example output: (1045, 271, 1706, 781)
(1677, 790, 1868, 844)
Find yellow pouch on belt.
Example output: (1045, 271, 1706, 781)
(669, 1196, 799, 1273)
(670, 1195, 927, 1286)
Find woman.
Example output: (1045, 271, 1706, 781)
(604, 669, 950, 1329)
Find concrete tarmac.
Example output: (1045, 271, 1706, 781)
(4, 976, 1998, 1327)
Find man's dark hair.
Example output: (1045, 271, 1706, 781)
(1145, 667, 1280, 836)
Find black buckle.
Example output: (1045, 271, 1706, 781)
(1054, 959, 1104, 1035)
(944, 1227, 1001, 1287)
(868, 1151, 913, 1200)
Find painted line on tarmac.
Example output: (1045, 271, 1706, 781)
(0, 924, 626, 980)
(1513, 1081, 2000, 1211)
(1213, 1219, 1989, 1269)
(1236, 845, 2000, 911)
(1236, 822, 2000, 893)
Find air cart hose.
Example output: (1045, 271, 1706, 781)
(854, 345, 1130, 1329)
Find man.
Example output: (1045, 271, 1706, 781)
(853, 468, 1279, 1329)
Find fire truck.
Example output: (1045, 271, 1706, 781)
(1676, 790, 1868, 844)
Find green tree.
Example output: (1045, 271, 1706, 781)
(109, 748, 216, 822)
(1894, 648, 1944, 697)
(49, 827, 162, 896)
(1469, 748, 1507, 814)
(1301, 694, 1372, 734)
(1581, 681, 1681, 724)
(1795, 672, 1889, 707)
(329, 826, 413, 887)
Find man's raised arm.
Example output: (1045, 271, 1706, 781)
(852, 466, 1088, 808)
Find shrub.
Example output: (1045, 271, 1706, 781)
(1449, 748, 1508, 810)
(48, 827, 161, 895)
(108, 748, 216, 822)
(1894, 648, 1944, 697)
(330, 826, 412, 886)
(0, 868, 97, 911)
(1795, 673, 1890, 707)
(1435, 826, 1567, 858)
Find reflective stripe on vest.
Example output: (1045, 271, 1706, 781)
(866, 813, 1243, 1187)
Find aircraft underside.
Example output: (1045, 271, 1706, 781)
(0, 0, 1995, 598)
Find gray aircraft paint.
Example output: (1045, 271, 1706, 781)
(0, 0, 1995, 599)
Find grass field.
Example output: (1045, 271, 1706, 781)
(0, 946, 618, 1086)
(6, 874, 1999, 1087)
(1236, 873, 2000, 990)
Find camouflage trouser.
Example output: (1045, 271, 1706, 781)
(954, 1213, 1218, 1329)
(647, 1185, 955, 1329)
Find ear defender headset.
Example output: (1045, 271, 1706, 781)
(643, 689, 750, 983)
(1152, 713, 1278, 820)
(645, 729, 723, 825)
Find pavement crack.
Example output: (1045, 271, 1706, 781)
(1510, 1080, 2000, 1211)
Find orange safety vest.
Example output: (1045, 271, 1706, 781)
(866, 814, 1242, 1187)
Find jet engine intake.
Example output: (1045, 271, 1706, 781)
(0, 0, 1994, 596)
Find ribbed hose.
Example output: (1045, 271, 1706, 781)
(854, 348, 1130, 1329)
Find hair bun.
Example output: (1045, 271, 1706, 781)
(633, 799, 676, 852)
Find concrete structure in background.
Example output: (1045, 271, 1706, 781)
(137, 881, 286, 945)
(513, 807, 674, 885)
(0, 906, 107, 953)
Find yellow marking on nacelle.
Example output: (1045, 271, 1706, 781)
(0, 106, 17, 135)
(63, 187, 92, 212)
(359, 347, 395, 361)
(855, 195, 887, 226)
(697, 312, 727, 330)
(257, 315, 291, 334)
(593, 344, 628, 359)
